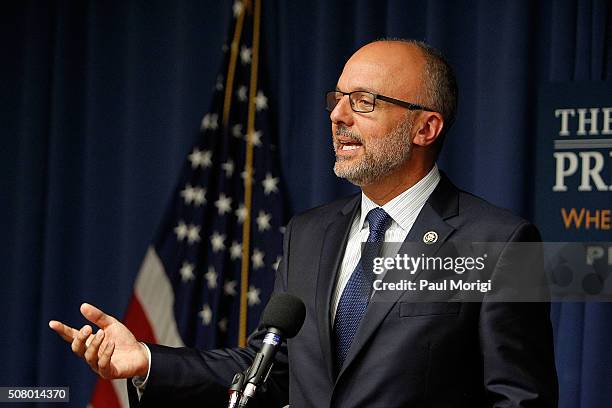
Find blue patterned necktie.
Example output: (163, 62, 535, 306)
(334, 207, 392, 369)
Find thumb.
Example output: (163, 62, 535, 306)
(80, 303, 117, 329)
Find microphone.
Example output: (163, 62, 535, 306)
(234, 293, 306, 407)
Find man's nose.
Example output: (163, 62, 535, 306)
(329, 96, 355, 127)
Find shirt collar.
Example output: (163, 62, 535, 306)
(358, 164, 441, 231)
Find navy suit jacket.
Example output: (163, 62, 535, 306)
(130, 174, 558, 407)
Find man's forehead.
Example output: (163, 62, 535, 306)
(337, 41, 424, 96)
(336, 59, 389, 92)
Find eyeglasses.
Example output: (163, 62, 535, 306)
(325, 90, 435, 114)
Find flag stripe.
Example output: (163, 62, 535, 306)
(90, 378, 121, 408)
(111, 380, 130, 408)
(135, 247, 184, 347)
(124, 296, 157, 344)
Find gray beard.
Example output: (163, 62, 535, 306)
(333, 116, 413, 186)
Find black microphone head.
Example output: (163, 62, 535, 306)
(261, 293, 306, 338)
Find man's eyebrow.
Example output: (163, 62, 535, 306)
(334, 86, 377, 94)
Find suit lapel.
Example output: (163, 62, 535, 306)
(315, 195, 360, 383)
(336, 174, 459, 382)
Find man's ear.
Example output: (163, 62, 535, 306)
(412, 112, 444, 147)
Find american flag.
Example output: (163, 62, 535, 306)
(88, 1, 286, 405)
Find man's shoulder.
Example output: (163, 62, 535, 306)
(452, 188, 537, 241)
(290, 194, 359, 226)
(457, 189, 524, 222)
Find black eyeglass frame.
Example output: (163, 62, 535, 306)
(325, 90, 436, 114)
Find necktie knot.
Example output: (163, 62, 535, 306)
(365, 207, 391, 242)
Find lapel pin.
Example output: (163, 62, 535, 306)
(423, 231, 438, 244)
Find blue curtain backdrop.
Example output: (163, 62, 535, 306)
(1, 1, 610, 407)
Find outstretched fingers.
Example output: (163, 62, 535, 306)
(49, 304, 145, 379)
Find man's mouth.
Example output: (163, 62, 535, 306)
(336, 138, 363, 155)
(340, 143, 360, 151)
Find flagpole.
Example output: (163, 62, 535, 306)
(222, 1, 247, 127)
(239, 0, 261, 347)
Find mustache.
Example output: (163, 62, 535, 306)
(335, 126, 364, 144)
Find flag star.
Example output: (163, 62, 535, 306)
(224, 280, 237, 296)
(218, 317, 228, 332)
(192, 187, 206, 206)
(187, 224, 201, 244)
(215, 193, 233, 215)
(210, 231, 226, 253)
(215, 75, 224, 91)
(251, 248, 265, 270)
(221, 160, 234, 178)
(235, 203, 248, 224)
(199, 304, 212, 326)
(232, 123, 243, 138)
(205, 266, 218, 289)
(202, 151, 213, 167)
(189, 148, 213, 169)
(200, 113, 219, 130)
(256, 210, 272, 232)
(230, 241, 242, 260)
(240, 45, 252, 65)
(247, 130, 262, 147)
(247, 286, 261, 306)
(180, 184, 195, 204)
(174, 221, 189, 241)
(273, 256, 282, 271)
(180, 184, 206, 206)
(232, 0, 244, 17)
(179, 261, 195, 282)
(254, 90, 268, 111)
(262, 173, 280, 195)
(236, 86, 248, 102)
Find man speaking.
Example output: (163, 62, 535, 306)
(50, 39, 558, 407)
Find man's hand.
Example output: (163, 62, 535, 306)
(49, 303, 149, 379)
